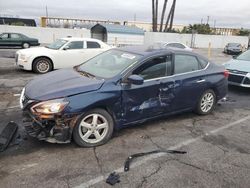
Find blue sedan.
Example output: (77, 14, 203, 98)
(20, 46, 228, 147)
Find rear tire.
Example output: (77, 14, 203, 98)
(195, 89, 216, 115)
(32, 57, 53, 74)
(73, 109, 114, 147)
(22, 42, 30, 48)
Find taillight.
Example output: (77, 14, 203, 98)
(224, 70, 229, 78)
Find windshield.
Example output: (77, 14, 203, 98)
(228, 43, 241, 47)
(46, 39, 68, 50)
(77, 49, 142, 78)
(236, 50, 250, 61)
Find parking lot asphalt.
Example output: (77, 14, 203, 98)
(0, 48, 250, 188)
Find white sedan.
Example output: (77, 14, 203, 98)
(16, 37, 111, 73)
(155, 42, 193, 51)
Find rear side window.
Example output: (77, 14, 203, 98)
(10, 34, 21, 39)
(198, 58, 208, 69)
(174, 54, 201, 74)
(87, 41, 101, 48)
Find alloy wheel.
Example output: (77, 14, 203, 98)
(78, 113, 109, 144)
(37, 60, 50, 73)
(200, 92, 214, 113)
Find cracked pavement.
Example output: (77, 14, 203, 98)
(1, 48, 250, 188)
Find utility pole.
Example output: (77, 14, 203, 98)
(133, 13, 136, 26)
(46, 5, 48, 18)
(201, 18, 203, 24)
(206, 16, 210, 24)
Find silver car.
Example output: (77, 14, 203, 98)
(224, 50, 250, 87)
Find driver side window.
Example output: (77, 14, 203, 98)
(67, 41, 83, 49)
(0, 33, 8, 39)
(133, 55, 172, 80)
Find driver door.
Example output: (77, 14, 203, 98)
(121, 55, 175, 124)
(56, 41, 85, 69)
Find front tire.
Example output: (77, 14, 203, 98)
(73, 109, 114, 147)
(32, 57, 53, 74)
(195, 89, 216, 115)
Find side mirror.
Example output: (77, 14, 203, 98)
(232, 55, 237, 59)
(63, 46, 70, 50)
(127, 75, 144, 85)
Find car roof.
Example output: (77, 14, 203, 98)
(1, 32, 23, 35)
(117, 45, 193, 56)
(61, 37, 103, 42)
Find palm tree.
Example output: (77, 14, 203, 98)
(169, 0, 176, 31)
(152, 0, 155, 31)
(159, 0, 168, 32)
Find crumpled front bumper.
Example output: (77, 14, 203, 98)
(22, 110, 80, 143)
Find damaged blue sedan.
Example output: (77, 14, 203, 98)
(20, 46, 228, 147)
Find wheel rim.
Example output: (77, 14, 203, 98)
(78, 113, 109, 144)
(23, 43, 29, 48)
(200, 92, 214, 113)
(37, 60, 50, 73)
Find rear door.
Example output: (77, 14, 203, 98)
(121, 55, 175, 123)
(171, 53, 209, 111)
(82, 41, 104, 61)
(9, 33, 22, 46)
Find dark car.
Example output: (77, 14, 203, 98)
(224, 43, 242, 55)
(20, 46, 228, 147)
(0, 32, 39, 48)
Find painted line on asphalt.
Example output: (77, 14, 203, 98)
(74, 115, 250, 188)
(0, 105, 20, 111)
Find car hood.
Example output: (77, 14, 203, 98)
(25, 69, 105, 101)
(224, 59, 250, 72)
(17, 46, 54, 55)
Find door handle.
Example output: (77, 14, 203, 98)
(196, 79, 206, 83)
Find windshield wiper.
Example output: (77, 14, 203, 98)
(74, 67, 95, 78)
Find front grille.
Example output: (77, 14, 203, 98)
(228, 74, 244, 83)
(244, 77, 250, 85)
(228, 69, 248, 75)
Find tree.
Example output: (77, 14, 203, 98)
(181, 24, 212, 34)
(237, 28, 250, 36)
(152, 0, 177, 32)
(159, 0, 168, 32)
(169, 0, 176, 31)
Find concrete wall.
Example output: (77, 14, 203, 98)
(0, 25, 90, 44)
(108, 33, 144, 46)
(144, 32, 249, 48)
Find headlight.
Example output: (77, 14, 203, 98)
(19, 54, 31, 61)
(31, 98, 69, 114)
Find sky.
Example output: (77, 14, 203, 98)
(0, 0, 250, 28)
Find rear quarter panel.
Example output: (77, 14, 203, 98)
(204, 63, 228, 100)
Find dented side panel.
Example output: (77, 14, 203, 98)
(121, 77, 175, 124)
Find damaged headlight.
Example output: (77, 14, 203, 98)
(31, 98, 69, 114)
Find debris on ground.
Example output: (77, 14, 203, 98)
(106, 172, 120, 186)
(124, 149, 187, 172)
(0, 121, 18, 152)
